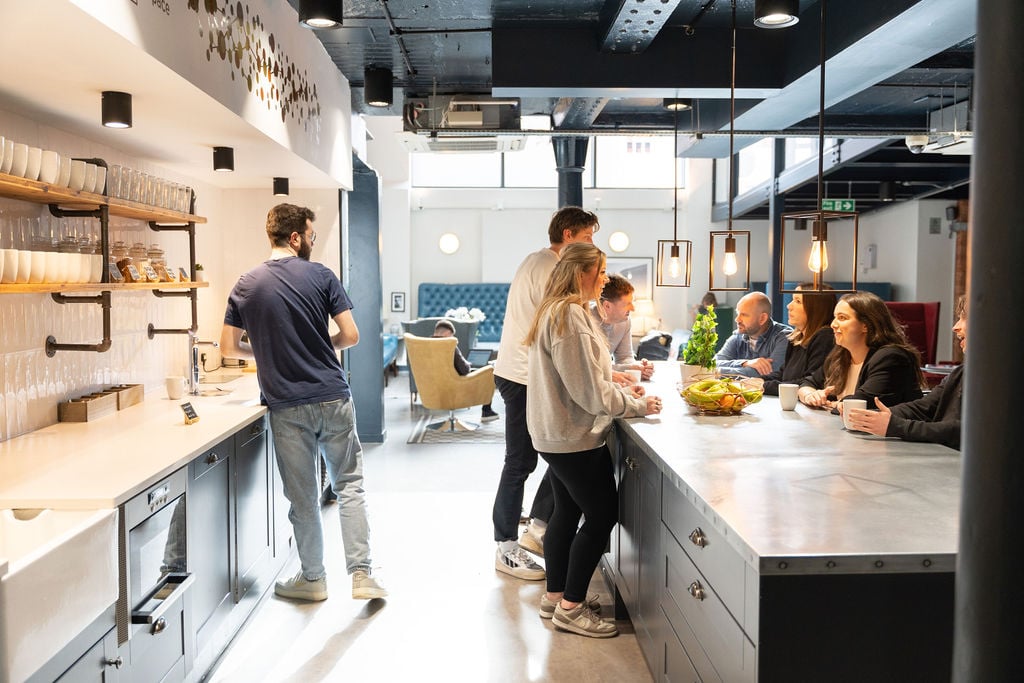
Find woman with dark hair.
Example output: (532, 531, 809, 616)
(845, 296, 966, 449)
(525, 242, 661, 638)
(798, 291, 924, 410)
(762, 284, 837, 395)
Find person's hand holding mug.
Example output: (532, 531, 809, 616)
(846, 397, 893, 436)
(611, 370, 633, 387)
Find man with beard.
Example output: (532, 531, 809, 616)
(220, 203, 387, 603)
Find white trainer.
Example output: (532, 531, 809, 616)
(495, 546, 545, 581)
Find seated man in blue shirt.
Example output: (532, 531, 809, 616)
(715, 292, 792, 378)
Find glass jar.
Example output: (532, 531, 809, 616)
(110, 240, 128, 264)
(147, 243, 165, 266)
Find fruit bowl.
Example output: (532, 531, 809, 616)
(680, 377, 764, 415)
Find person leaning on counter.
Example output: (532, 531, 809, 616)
(845, 295, 966, 450)
(220, 203, 387, 603)
(798, 290, 924, 411)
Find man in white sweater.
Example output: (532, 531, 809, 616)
(491, 207, 599, 580)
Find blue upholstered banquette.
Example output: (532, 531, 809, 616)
(417, 283, 510, 343)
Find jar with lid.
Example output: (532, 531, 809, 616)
(110, 240, 128, 264)
(147, 244, 166, 266)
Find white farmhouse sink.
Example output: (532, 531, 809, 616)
(0, 508, 118, 683)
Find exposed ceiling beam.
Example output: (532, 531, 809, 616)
(598, 0, 685, 53)
(552, 97, 611, 130)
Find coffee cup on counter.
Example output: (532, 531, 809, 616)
(165, 376, 185, 400)
(778, 383, 799, 411)
(624, 369, 642, 385)
(842, 399, 867, 430)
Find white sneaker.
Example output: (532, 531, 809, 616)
(351, 569, 388, 600)
(518, 528, 544, 557)
(495, 546, 545, 581)
(274, 571, 328, 601)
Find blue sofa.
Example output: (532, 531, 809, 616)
(417, 283, 510, 343)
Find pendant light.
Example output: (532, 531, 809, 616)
(656, 103, 692, 287)
(778, 0, 858, 294)
(709, 0, 750, 292)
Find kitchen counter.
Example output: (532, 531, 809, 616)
(622, 365, 961, 573)
(0, 375, 265, 509)
(611, 362, 960, 681)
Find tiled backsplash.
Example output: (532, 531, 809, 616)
(0, 291, 191, 441)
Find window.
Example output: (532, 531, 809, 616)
(503, 137, 560, 188)
(410, 152, 501, 187)
(737, 138, 774, 195)
(594, 136, 680, 188)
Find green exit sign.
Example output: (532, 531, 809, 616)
(821, 199, 856, 211)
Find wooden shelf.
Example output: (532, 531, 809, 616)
(0, 173, 206, 224)
(0, 281, 209, 294)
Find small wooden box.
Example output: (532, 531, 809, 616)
(109, 384, 144, 410)
(58, 391, 118, 422)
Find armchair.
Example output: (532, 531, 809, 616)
(403, 334, 495, 432)
(400, 318, 479, 402)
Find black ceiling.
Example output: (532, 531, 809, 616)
(289, 0, 975, 215)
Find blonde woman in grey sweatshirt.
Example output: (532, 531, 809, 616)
(524, 242, 662, 638)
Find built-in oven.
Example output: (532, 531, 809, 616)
(116, 467, 194, 682)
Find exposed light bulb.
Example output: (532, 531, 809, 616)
(807, 240, 829, 273)
(669, 256, 681, 278)
(722, 251, 738, 276)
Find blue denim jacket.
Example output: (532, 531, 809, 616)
(715, 320, 793, 378)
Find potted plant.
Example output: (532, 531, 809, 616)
(194, 263, 204, 282)
(680, 304, 718, 383)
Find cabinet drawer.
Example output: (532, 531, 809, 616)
(663, 613, 704, 683)
(662, 479, 746, 621)
(663, 526, 755, 683)
(193, 442, 229, 479)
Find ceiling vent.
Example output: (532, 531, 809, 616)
(396, 132, 528, 154)
(925, 99, 973, 155)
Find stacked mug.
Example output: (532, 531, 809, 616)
(0, 214, 104, 285)
(0, 134, 106, 194)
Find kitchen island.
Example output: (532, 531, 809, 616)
(607, 363, 959, 682)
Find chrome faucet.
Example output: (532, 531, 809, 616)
(188, 331, 219, 396)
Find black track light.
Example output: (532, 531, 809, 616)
(101, 91, 132, 129)
(754, 0, 800, 28)
(213, 146, 234, 172)
(273, 177, 290, 196)
(364, 66, 394, 108)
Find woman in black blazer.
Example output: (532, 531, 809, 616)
(798, 291, 924, 410)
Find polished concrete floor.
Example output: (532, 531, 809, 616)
(208, 372, 653, 683)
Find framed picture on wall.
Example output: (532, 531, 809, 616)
(390, 292, 406, 313)
(606, 257, 654, 300)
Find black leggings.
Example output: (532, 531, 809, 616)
(539, 445, 617, 602)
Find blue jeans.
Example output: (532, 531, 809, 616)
(270, 398, 371, 580)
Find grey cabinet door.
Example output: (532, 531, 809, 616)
(188, 438, 233, 651)
(617, 434, 641, 614)
(234, 417, 271, 601)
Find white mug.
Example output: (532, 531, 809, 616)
(778, 383, 799, 411)
(842, 399, 867, 430)
(624, 369, 642, 385)
(165, 376, 185, 400)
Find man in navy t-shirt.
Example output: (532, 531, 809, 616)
(221, 203, 386, 602)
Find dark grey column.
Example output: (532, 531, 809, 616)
(953, 0, 1022, 680)
(552, 136, 589, 208)
(766, 138, 785, 319)
(342, 155, 386, 443)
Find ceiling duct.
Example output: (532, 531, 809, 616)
(403, 95, 521, 132)
(924, 99, 973, 155)
(401, 95, 525, 152)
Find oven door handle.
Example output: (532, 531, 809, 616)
(131, 572, 195, 625)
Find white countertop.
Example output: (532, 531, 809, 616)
(620, 362, 961, 573)
(0, 375, 266, 509)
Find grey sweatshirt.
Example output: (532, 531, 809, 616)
(527, 302, 648, 453)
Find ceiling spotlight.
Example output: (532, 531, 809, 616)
(213, 146, 234, 172)
(273, 177, 290, 196)
(299, 0, 343, 29)
(754, 0, 800, 29)
(879, 181, 896, 202)
(663, 98, 692, 111)
(364, 66, 394, 108)
(101, 91, 132, 129)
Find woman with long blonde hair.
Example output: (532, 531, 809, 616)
(525, 242, 660, 638)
